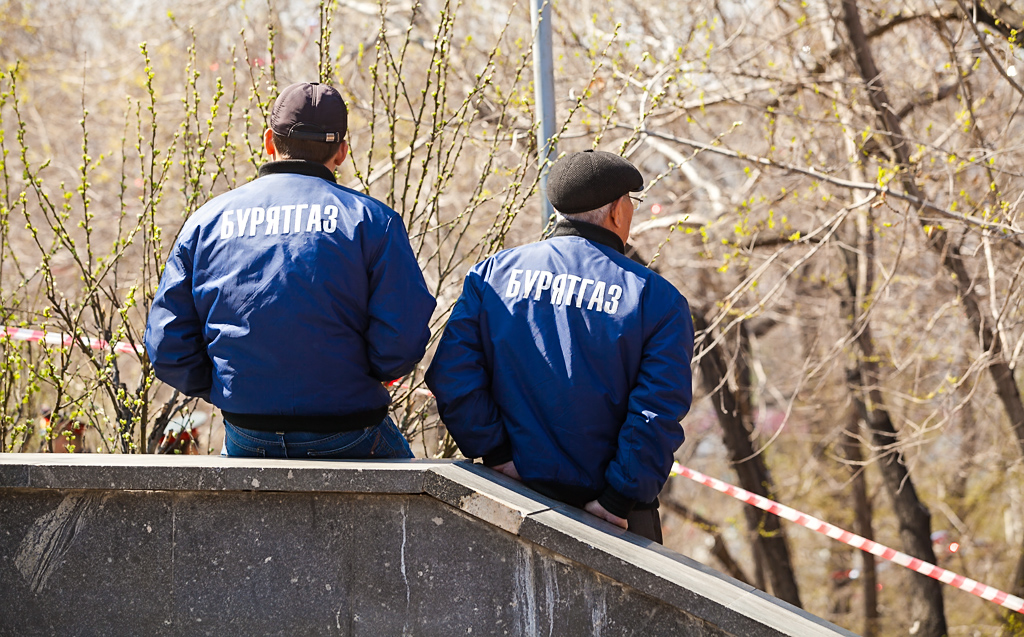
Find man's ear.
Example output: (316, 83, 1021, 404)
(263, 129, 276, 158)
(608, 195, 628, 230)
(325, 141, 348, 171)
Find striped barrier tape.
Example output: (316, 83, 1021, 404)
(3, 326, 143, 355)
(386, 378, 434, 398)
(9, 323, 1017, 611)
(672, 462, 1024, 614)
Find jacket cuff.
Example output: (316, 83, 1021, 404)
(482, 442, 514, 467)
(597, 486, 636, 519)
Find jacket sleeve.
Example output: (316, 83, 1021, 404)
(364, 215, 437, 382)
(425, 272, 511, 466)
(599, 284, 695, 518)
(144, 232, 213, 400)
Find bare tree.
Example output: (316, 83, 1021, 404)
(5, 1, 1024, 633)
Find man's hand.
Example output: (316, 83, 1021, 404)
(492, 461, 522, 481)
(584, 500, 628, 529)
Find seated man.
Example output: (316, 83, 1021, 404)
(145, 82, 435, 459)
(426, 150, 694, 542)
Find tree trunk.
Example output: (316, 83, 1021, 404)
(854, 365, 945, 636)
(841, 372, 880, 637)
(692, 309, 803, 608)
(660, 497, 754, 586)
(839, 0, 1024, 459)
(841, 0, 1024, 624)
(831, 203, 946, 633)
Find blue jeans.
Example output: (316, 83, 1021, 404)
(222, 415, 414, 459)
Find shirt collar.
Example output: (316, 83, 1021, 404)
(258, 160, 337, 183)
(545, 216, 625, 254)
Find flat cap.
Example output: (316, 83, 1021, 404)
(546, 150, 643, 214)
(271, 82, 348, 143)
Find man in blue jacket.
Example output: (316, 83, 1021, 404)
(145, 82, 436, 459)
(426, 150, 694, 542)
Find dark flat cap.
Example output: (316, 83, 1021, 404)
(546, 150, 643, 214)
(271, 82, 348, 143)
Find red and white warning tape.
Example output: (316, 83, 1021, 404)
(3, 326, 143, 355)
(9, 323, 1016, 611)
(672, 462, 1024, 614)
(386, 378, 434, 398)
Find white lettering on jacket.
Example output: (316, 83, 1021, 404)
(219, 202, 343, 239)
(235, 208, 251, 237)
(248, 207, 266, 236)
(219, 210, 234, 238)
(265, 207, 280, 234)
(503, 268, 624, 316)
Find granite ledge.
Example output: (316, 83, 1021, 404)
(0, 453, 446, 494)
(0, 453, 856, 637)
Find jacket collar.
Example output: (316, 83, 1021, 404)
(258, 160, 337, 183)
(546, 216, 625, 254)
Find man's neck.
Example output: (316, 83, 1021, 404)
(546, 216, 625, 254)
(258, 159, 337, 183)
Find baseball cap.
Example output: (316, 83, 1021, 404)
(270, 82, 348, 142)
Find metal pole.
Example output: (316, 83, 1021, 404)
(530, 0, 557, 226)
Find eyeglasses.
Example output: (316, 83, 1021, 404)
(628, 195, 644, 210)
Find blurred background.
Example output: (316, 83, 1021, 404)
(3, 0, 1024, 633)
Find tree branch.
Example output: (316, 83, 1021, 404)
(627, 127, 1024, 248)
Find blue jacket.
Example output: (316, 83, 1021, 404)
(426, 218, 694, 516)
(145, 161, 436, 428)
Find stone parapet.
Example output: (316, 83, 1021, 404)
(0, 455, 854, 636)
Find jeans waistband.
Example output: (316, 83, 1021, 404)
(221, 406, 389, 434)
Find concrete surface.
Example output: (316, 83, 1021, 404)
(0, 455, 856, 636)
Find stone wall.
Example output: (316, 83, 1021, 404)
(0, 455, 855, 636)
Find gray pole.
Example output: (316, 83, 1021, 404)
(531, 0, 557, 226)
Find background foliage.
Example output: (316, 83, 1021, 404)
(3, 0, 1024, 633)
